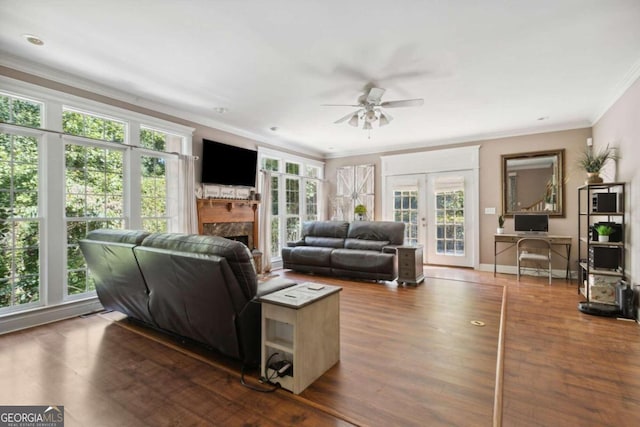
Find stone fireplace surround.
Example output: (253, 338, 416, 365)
(196, 198, 260, 250)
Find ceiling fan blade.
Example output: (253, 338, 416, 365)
(334, 109, 362, 124)
(366, 87, 386, 104)
(322, 104, 362, 107)
(380, 98, 424, 108)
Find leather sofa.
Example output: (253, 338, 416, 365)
(80, 229, 295, 366)
(281, 220, 405, 281)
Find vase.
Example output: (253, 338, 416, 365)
(586, 172, 603, 184)
(598, 235, 609, 242)
(497, 227, 504, 235)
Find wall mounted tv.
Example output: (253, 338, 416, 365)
(514, 214, 549, 233)
(200, 139, 258, 187)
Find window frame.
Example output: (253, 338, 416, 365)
(0, 75, 194, 322)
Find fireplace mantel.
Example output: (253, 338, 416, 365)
(196, 198, 260, 249)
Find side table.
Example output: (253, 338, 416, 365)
(259, 282, 342, 394)
(397, 245, 425, 285)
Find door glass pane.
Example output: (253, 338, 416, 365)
(434, 190, 465, 256)
(393, 189, 418, 245)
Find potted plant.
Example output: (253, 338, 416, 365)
(594, 224, 614, 242)
(354, 204, 367, 220)
(578, 144, 617, 184)
(497, 215, 505, 234)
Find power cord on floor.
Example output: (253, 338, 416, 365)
(239, 352, 281, 393)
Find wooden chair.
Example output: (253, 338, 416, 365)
(517, 237, 552, 284)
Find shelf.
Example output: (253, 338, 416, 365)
(579, 237, 624, 246)
(577, 182, 626, 190)
(579, 262, 623, 277)
(265, 338, 293, 352)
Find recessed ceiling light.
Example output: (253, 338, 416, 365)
(213, 107, 228, 114)
(269, 126, 279, 132)
(23, 34, 44, 46)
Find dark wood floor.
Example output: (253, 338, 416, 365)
(1, 268, 639, 427)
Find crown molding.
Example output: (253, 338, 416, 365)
(590, 57, 640, 125)
(323, 120, 591, 159)
(0, 53, 325, 159)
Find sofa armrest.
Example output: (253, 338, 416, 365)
(287, 239, 306, 247)
(382, 245, 402, 254)
(256, 276, 297, 297)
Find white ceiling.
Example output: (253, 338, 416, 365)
(1, 0, 639, 158)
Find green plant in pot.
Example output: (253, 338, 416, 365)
(497, 215, 505, 234)
(579, 144, 618, 184)
(594, 224, 614, 242)
(354, 204, 367, 220)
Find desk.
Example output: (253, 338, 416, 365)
(494, 234, 572, 280)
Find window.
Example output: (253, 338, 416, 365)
(0, 131, 41, 310)
(0, 81, 193, 323)
(259, 151, 323, 262)
(139, 127, 183, 233)
(0, 93, 42, 128)
(65, 142, 125, 296)
(263, 157, 280, 255)
(62, 109, 125, 142)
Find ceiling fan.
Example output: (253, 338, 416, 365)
(323, 86, 424, 130)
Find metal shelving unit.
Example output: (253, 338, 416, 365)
(577, 182, 625, 315)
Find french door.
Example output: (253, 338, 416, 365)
(425, 171, 474, 267)
(386, 171, 475, 267)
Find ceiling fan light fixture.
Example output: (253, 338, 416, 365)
(363, 121, 372, 130)
(379, 112, 392, 127)
(365, 110, 377, 122)
(348, 113, 359, 127)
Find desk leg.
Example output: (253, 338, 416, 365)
(565, 244, 571, 281)
(494, 241, 497, 277)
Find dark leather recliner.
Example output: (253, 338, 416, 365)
(80, 230, 295, 366)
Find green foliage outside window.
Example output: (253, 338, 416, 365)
(0, 95, 42, 128)
(0, 131, 40, 308)
(63, 110, 125, 142)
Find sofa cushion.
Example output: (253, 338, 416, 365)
(347, 221, 405, 245)
(141, 233, 257, 299)
(304, 236, 345, 248)
(302, 220, 349, 238)
(331, 248, 396, 273)
(344, 238, 389, 251)
(288, 246, 334, 266)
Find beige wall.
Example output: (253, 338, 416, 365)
(325, 128, 590, 269)
(592, 76, 640, 289)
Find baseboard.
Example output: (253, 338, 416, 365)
(477, 263, 576, 280)
(0, 298, 104, 334)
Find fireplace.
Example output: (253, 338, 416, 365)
(197, 198, 260, 250)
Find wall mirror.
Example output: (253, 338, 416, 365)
(502, 149, 564, 217)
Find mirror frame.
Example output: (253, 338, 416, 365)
(501, 149, 565, 217)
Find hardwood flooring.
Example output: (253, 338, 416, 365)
(1, 268, 639, 427)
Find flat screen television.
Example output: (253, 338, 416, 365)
(201, 139, 258, 187)
(514, 214, 549, 233)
